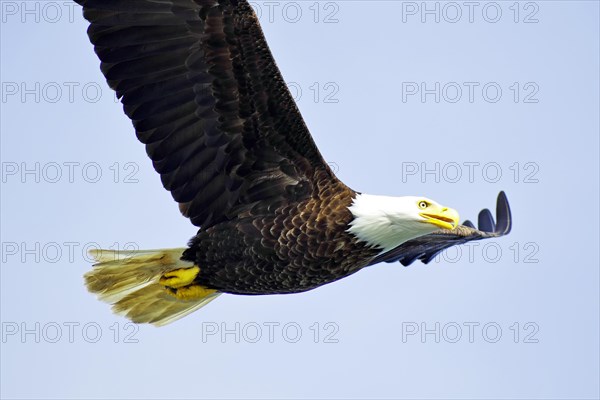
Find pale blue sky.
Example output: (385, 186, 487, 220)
(1, 1, 599, 399)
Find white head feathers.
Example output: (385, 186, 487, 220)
(347, 194, 448, 253)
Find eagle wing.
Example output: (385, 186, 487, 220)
(368, 191, 512, 266)
(75, 0, 338, 228)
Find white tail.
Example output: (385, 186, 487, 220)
(85, 248, 220, 326)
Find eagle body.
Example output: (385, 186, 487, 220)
(76, 0, 512, 325)
(183, 177, 378, 295)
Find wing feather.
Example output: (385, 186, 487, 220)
(75, 0, 338, 228)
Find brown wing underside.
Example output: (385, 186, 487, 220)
(76, 0, 338, 228)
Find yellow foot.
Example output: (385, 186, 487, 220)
(166, 284, 217, 301)
(159, 266, 200, 288)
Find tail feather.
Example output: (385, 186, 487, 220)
(84, 248, 220, 326)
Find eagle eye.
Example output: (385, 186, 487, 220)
(418, 201, 428, 209)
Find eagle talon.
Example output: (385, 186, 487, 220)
(166, 284, 217, 301)
(159, 266, 200, 288)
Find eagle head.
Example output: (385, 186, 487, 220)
(347, 194, 460, 253)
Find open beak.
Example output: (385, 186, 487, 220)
(419, 206, 460, 230)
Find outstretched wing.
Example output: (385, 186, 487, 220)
(368, 191, 512, 266)
(75, 0, 338, 228)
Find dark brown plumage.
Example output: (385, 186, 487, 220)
(76, 0, 512, 325)
(83, 0, 333, 230)
(183, 171, 380, 294)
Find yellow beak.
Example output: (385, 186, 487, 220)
(419, 205, 460, 230)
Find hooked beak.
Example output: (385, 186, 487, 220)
(419, 206, 460, 230)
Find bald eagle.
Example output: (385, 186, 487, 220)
(76, 0, 512, 326)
